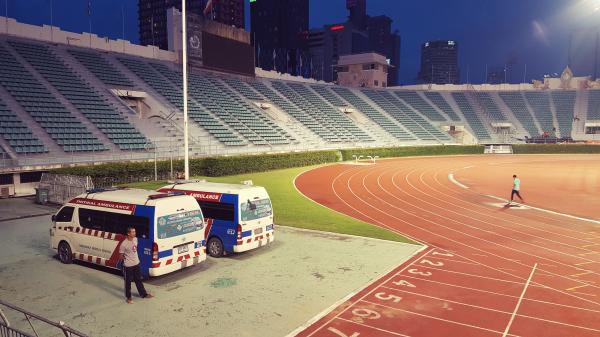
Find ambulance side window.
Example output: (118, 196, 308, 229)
(78, 208, 104, 231)
(55, 206, 74, 222)
(198, 201, 234, 222)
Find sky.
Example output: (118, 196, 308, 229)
(5, 0, 600, 85)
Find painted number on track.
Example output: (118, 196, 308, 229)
(375, 292, 402, 303)
(408, 268, 432, 276)
(420, 259, 444, 267)
(392, 279, 416, 288)
(432, 251, 454, 257)
(327, 327, 359, 337)
(351, 308, 381, 320)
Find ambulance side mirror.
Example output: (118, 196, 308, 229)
(51, 215, 57, 222)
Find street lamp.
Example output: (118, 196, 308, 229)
(181, 0, 190, 180)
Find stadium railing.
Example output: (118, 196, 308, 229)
(0, 299, 88, 337)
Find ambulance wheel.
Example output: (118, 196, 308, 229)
(207, 237, 224, 258)
(58, 241, 73, 264)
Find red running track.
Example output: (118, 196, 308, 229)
(292, 155, 600, 337)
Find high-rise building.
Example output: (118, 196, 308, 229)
(367, 15, 400, 87)
(206, 0, 245, 29)
(251, 0, 309, 76)
(418, 40, 459, 84)
(306, 0, 401, 85)
(139, 0, 244, 51)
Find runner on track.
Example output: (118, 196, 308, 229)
(509, 174, 525, 205)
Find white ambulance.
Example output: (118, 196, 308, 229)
(49, 188, 207, 277)
(157, 181, 274, 257)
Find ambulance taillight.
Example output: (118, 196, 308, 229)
(152, 242, 159, 261)
(236, 224, 242, 240)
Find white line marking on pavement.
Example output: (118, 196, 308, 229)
(448, 173, 469, 189)
(502, 263, 538, 337)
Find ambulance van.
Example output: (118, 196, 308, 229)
(49, 188, 207, 277)
(157, 181, 274, 257)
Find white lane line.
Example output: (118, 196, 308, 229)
(448, 173, 469, 189)
(410, 265, 545, 287)
(334, 318, 412, 337)
(502, 263, 538, 337)
(484, 194, 600, 225)
(360, 300, 517, 336)
(398, 275, 600, 314)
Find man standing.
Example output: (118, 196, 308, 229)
(510, 174, 525, 204)
(119, 227, 154, 304)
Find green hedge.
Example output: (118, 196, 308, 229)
(53, 150, 340, 186)
(201, 150, 340, 176)
(339, 145, 484, 161)
(512, 144, 600, 154)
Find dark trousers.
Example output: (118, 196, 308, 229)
(123, 264, 147, 299)
(511, 189, 523, 201)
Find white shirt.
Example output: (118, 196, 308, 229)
(119, 237, 140, 267)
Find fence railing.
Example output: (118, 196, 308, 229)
(0, 299, 88, 337)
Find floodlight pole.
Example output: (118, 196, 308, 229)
(182, 0, 190, 180)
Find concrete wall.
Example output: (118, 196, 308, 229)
(0, 16, 176, 62)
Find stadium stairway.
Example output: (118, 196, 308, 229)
(381, 91, 453, 143)
(329, 86, 416, 143)
(117, 57, 246, 148)
(422, 91, 462, 122)
(0, 41, 108, 153)
(524, 92, 558, 136)
(498, 91, 541, 138)
(286, 82, 374, 143)
(0, 91, 50, 156)
(450, 92, 493, 142)
(60, 47, 169, 149)
(7, 41, 122, 152)
(551, 91, 576, 139)
(218, 77, 320, 148)
(311, 85, 398, 146)
(362, 89, 441, 142)
(394, 91, 448, 122)
(488, 91, 532, 139)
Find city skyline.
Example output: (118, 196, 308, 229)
(5, 0, 600, 85)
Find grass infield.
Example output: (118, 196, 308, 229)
(126, 165, 417, 244)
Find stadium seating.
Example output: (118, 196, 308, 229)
(473, 92, 506, 120)
(394, 91, 447, 121)
(524, 92, 556, 136)
(588, 90, 600, 120)
(498, 92, 539, 137)
(310, 85, 348, 108)
(363, 89, 443, 141)
(0, 43, 106, 152)
(423, 92, 462, 121)
(117, 57, 246, 146)
(256, 80, 343, 142)
(0, 100, 46, 154)
(9, 40, 149, 150)
(551, 91, 575, 138)
(149, 63, 293, 146)
(68, 48, 134, 88)
(451, 92, 492, 141)
(329, 86, 415, 141)
(285, 82, 373, 142)
(221, 77, 265, 102)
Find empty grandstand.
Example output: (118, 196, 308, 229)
(0, 17, 598, 173)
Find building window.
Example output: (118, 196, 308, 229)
(382, 82, 387, 87)
(374, 80, 379, 86)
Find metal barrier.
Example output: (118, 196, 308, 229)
(0, 300, 88, 337)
